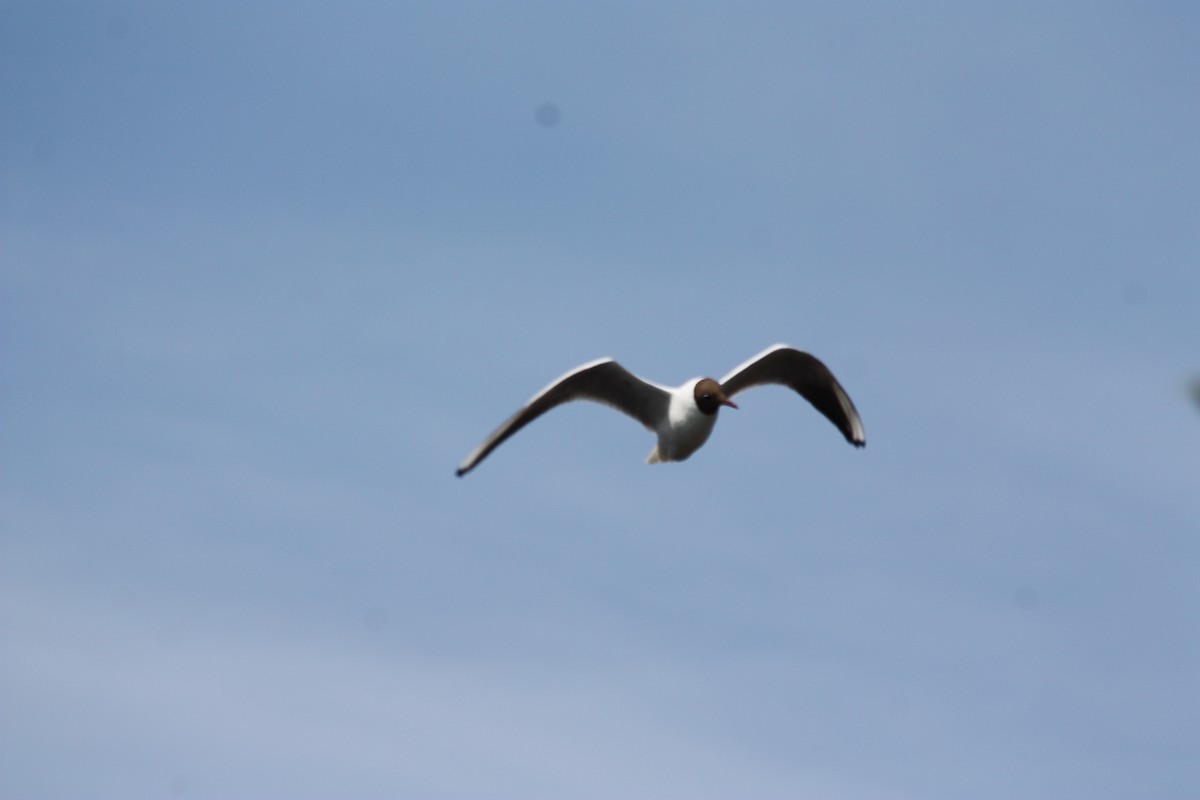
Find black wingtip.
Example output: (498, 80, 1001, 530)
(455, 467, 467, 478)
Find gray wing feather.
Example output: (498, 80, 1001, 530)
(720, 344, 866, 447)
(456, 359, 670, 476)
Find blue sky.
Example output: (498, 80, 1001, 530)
(2, 3, 1198, 798)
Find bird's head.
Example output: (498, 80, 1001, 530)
(693, 378, 738, 415)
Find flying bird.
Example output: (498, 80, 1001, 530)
(455, 344, 865, 476)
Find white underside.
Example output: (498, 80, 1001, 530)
(646, 380, 718, 464)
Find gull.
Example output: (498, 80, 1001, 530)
(456, 344, 865, 476)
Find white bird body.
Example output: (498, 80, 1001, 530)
(456, 344, 865, 476)
(647, 379, 720, 464)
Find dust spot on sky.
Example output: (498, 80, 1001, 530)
(534, 101, 561, 129)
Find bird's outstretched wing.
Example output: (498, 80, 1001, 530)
(720, 344, 865, 447)
(456, 359, 670, 476)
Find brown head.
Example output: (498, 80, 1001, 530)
(693, 378, 738, 415)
